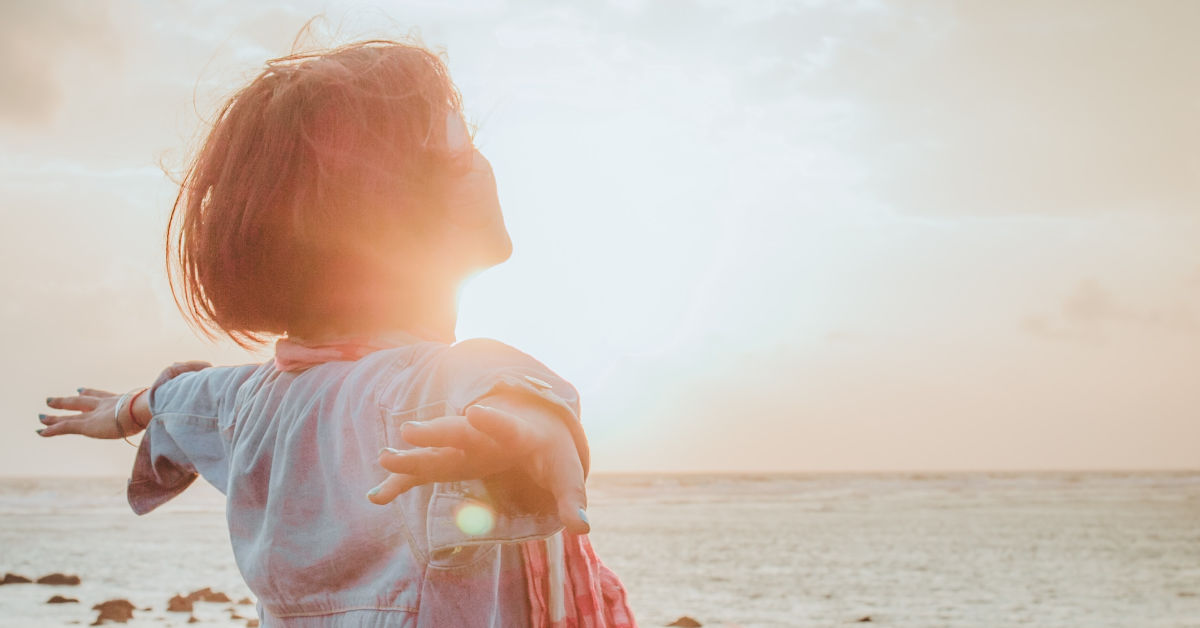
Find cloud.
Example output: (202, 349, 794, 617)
(551, 1, 1200, 217)
(1023, 278, 1198, 342)
(1062, 279, 1123, 325)
(795, 1, 1200, 216)
(0, 1, 120, 125)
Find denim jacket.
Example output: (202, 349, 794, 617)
(126, 336, 584, 627)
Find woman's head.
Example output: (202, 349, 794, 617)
(168, 40, 509, 347)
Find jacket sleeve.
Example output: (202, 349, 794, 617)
(126, 363, 262, 515)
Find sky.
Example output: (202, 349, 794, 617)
(1, 0, 1197, 475)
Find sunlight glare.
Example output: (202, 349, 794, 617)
(455, 501, 496, 536)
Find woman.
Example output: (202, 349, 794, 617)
(39, 39, 634, 627)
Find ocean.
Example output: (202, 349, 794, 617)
(0, 472, 1197, 628)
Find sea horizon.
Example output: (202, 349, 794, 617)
(6, 467, 1198, 480)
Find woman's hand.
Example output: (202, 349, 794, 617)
(39, 361, 211, 439)
(39, 389, 126, 439)
(370, 400, 590, 534)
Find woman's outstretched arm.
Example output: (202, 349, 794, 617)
(39, 361, 211, 439)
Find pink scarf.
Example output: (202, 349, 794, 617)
(271, 334, 637, 626)
(273, 331, 430, 372)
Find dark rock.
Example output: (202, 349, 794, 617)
(238, 597, 253, 605)
(856, 617, 873, 623)
(1, 573, 32, 584)
(90, 599, 135, 624)
(184, 587, 211, 601)
(667, 617, 702, 627)
(167, 594, 194, 612)
(91, 600, 135, 613)
(186, 587, 231, 603)
(47, 595, 79, 604)
(37, 572, 81, 585)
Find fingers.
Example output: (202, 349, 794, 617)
(465, 405, 539, 454)
(77, 388, 116, 398)
(392, 412, 526, 483)
(400, 416, 494, 451)
(37, 418, 85, 437)
(366, 473, 419, 505)
(378, 446, 473, 482)
(45, 395, 99, 412)
(38, 413, 79, 426)
(542, 450, 589, 535)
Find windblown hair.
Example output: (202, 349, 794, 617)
(167, 39, 473, 348)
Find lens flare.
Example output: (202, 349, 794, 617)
(455, 502, 495, 536)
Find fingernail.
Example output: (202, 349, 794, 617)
(45, 397, 53, 404)
(577, 507, 589, 526)
(76, 388, 84, 394)
(470, 404, 497, 412)
(366, 486, 381, 499)
(36, 429, 44, 436)
(381, 447, 404, 456)
(38, 414, 49, 424)
(406, 420, 425, 428)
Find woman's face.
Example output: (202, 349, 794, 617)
(433, 114, 512, 274)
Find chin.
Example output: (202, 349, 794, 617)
(457, 233, 512, 277)
(477, 224, 512, 266)
(494, 233, 513, 264)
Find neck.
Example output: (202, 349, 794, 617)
(383, 278, 459, 343)
(295, 277, 461, 344)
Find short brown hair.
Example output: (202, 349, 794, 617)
(167, 39, 472, 348)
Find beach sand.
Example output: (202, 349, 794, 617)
(3, 473, 1198, 627)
